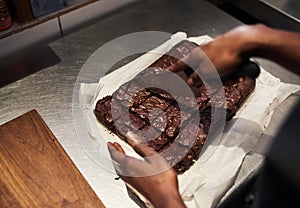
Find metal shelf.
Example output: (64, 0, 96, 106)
(0, 0, 96, 40)
(230, 0, 300, 31)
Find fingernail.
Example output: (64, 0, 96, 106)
(166, 66, 173, 71)
(187, 78, 194, 86)
(126, 131, 140, 144)
(107, 142, 114, 151)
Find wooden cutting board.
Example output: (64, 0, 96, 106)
(0, 110, 105, 208)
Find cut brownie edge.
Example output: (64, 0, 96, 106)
(95, 96, 114, 128)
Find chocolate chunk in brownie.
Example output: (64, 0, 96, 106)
(147, 87, 177, 101)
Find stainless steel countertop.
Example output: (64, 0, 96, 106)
(1, 0, 299, 207)
(261, 0, 300, 20)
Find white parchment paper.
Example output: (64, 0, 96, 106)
(79, 32, 300, 208)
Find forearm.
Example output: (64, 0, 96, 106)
(152, 192, 186, 208)
(139, 177, 186, 208)
(238, 24, 300, 75)
(170, 24, 299, 81)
